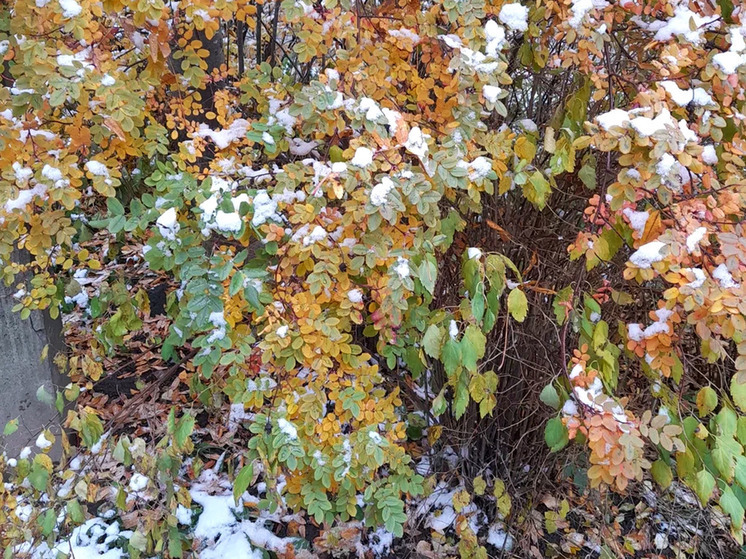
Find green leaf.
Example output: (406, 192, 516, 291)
(67, 499, 85, 523)
(441, 338, 461, 375)
(717, 407, 738, 437)
(29, 462, 49, 491)
(552, 286, 573, 325)
(174, 414, 195, 450)
(471, 283, 485, 323)
(460, 325, 486, 373)
(693, 468, 715, 505)
(422, 325, 443, 359)
(539, 384, 560, 410)
(129, 531, 148, 553)
(697, 386, 718, 417)
(418, 256, 437, 296)
(578, 159, 597, 189)
(592, 320, 609, 351)
(735, 455, 746, 490)
(107, 197, 125, 216)
(720, 485, 744, 531)
(523, 171, 551, 210)
(718, 0, 734, 22)
(651, 459, 673, 489)
(39, 508, 56, 537)
(3, 418, 18, 436)
(731, 376, 746, 412)
(432, 388, 447, 416)
(36, 385, 55, 406)
(233, 463, 254, 504)
(545, 417, 569, 452)
(508, 289, 528, 323)
(713, 437, 737, 482)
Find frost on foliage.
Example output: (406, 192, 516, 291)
(449, 319, 459, 339)
(683, 267, 706, 289)
(4, 182, 47, 213)
(302, 225, 327, 246)
(35, 432, 52, 449)
(484, 19, 507, 56)
(629, 240, 666, 269)
(19, 518, 132, 559)
(702, 145, 718, 165)
(199, 179, 249, 235)
(388, 28, 421, 45)
(596, 109, 631, 131)
(628, 308, 675, 341)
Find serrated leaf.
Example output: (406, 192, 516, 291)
(461, 325, 486, 372)
(693, 468, 715, 505)
(720, 485, 744, 531)
(731, 376, 746, 412)
(473, 476, 487, 496)
(508, 288, 528, 323)
(422, 324, 443, 359)
(523, 170, 551, 210)
(441, 338, 461, 375)
(697, 386, 718, 417)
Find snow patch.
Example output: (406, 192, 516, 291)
(498, 3, 529, 32)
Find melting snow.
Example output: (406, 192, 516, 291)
(156, 207, 180, 240)
(622, 208, 649, 235)
(59, 0, 82, 18)
(350, 147, 374, 168)
(629, 240, 666, 269)
(658, 81, 714, 107)
(685, 227, 706, 253)
(404, 127, 429, 160)
(392, 257, 410, 279)
(498, 3, 529, 32)
(713, 263, 740, 289)
(370, 176, 395, 206)
(277, 418, 298, 439)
